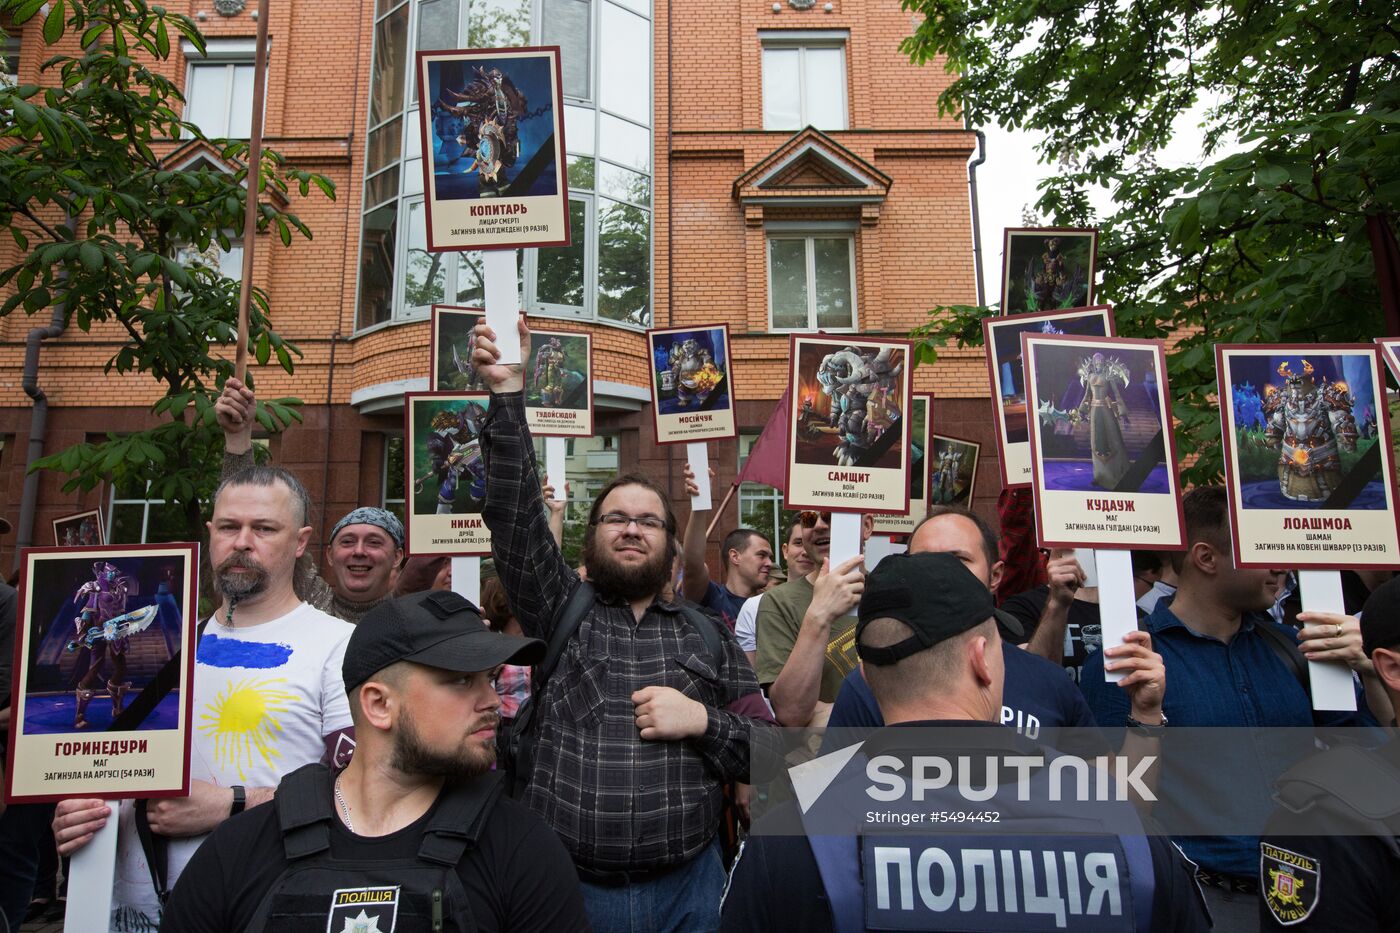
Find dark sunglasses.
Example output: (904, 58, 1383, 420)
(798, 511, 833, 528)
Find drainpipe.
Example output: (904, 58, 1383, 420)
(15, 215, 77, 570)
(965, 114, 988, 306)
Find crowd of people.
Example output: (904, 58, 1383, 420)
(0, 314, 1393, 932)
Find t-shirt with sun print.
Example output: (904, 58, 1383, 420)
(110, 602, 353, 932)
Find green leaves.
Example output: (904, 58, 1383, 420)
(42, 0, 67, 44)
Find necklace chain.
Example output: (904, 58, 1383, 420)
(333, 773, 354, 833)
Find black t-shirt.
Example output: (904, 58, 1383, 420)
(999, 586, 1104, 684)
(720, 804, 1210, 933)
(160, 773, 590, 933)
(1257, 742, 1400, 932)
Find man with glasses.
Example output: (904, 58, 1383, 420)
(471, 317, 771, 933)
(756, 508, 872, 727)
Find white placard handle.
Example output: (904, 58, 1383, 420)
(1095, 549, 1135, 684)
(64, 804, 118, 932)
(1298, 569, 1358, 712)
(484, 250, 520, 365)
(545, 437, 568, 502)
(828, 512, 863, 570)
(452, 556, 482, 606)
(687, 442, 712, 511)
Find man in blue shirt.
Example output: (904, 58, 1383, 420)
(1081, 486, 1389, 932)
(826, 506, 1164, 769)
(680, 466, 774, 631)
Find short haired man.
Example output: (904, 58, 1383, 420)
(680, 464, 774, 631)
(217, 378, 404, 623)
(1256, 575, 1400, 931)
(159, 591, 590, 932)
(1081, 486, 1390, 931)
(720, 552, 1210, 932)
(52, 466, 356, 931)
(734, 519, 815, 666)
(755, 509, 873, 726)
(825, 505, 1165, 771)
(472, 317, 770, 931)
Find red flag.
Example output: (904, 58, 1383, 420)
(736, 388, 790, 490)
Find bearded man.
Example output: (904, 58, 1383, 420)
(471, 316, 770, 933)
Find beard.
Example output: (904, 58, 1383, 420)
(583, 531, 674, 602)
(391, 706, 497, 779)
(215, 551, 270, 601)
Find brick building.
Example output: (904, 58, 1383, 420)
(0, 0, 995, 571)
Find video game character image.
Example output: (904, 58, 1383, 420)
(668, 338, 723, 408)
(932, 446, 965, 504)
(69, 561, 142, 729)
(1261, 359, 1359, 503)
(1075, 352, 1133, 489)
(433, 66, 529, 190)
(451, 339, 484, 391)
(417, 404, 487, 513)
(533, 336, 567, 407)
(804, 345, 905, 467)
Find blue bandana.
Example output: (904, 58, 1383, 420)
(330, 507, 404, 549)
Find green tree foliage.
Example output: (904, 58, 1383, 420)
(903, 0, 1399, 480)
(0, 0, 335, 539)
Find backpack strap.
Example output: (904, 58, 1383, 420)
(275, 763, 337, 861)
(1252, 617, 1310, 697)
(678, 603, 727, 671)
(539, 579, 596, 689)
(417, 771, 505, 866)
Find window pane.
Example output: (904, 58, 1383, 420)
(403, 157, 424, 194)
(370, 5, 409, 126)
(417, 0, 459, 52)
(115, 474, 148, 499)
(403, 201, 446, 311)
(611, 0, 648, 14)
(812, 237, 854, 328)
(367, 115, 403, 176)
(762, 47, 800, 130)
(545, 0, 592, 100)
(768, 239, 808, 329)
(597, 161, 648, 206)
(568, 155, 595, 190)
(377, 0, 407, 19)
(226, 64, 255, 138)
(467, 0, 531, 46)
(537, 199, 587, 306)
(358, 203, 398, 328)
(109, 504, 146, 544)
(599, 112, 649, 173)
(599, 3, 650, 125)
(597, 198, 649, 326)
(385, 436, 406, 501)
(185, 64, 230, 137)
(804, 47, 845, 130)
(455, 249, 522, 304)
(146, 501, 194, 544)
(565, 103, 595, 154)
(364, 166, 401, 210)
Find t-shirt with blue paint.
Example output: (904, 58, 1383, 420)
(110, 601, 353, 933)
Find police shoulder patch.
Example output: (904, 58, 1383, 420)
(1260, 842, 1319, 926)
(326, 886, 400, 933)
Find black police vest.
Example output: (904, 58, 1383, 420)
(245, 763, 503, 933)
(797, 745, 1156, 933)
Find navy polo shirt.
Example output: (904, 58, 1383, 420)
(1080, 603, 1374, 878)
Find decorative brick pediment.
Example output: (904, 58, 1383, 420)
(161, 138, 291, 207)
(732, 127, 890, 208)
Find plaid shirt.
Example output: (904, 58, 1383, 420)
(481, 391, 767, 872)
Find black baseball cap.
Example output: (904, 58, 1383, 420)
(856, 552, 1024, 666)
(1360, 575, 1400, 658)
(343, 590, 545, 692)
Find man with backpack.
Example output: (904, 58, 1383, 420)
(1081, 486, 1391, 932)
(158, 590, 589, 932)
(472, 317, 771, 933)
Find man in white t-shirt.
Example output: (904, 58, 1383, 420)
(51, 465, 355, 932)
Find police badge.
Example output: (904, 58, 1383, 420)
(1260, 843, 1319, 925)
(327, 886, 400, 933)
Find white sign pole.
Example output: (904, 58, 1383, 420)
(864, 534, 906, 571)
(451, 556, 482, 605)
(1095, 549, 1136, 684)
(484, 250, 521, 365)
(686, 442, 712, 510)
(545, 437, 568, 502)
(829, 511, 863, 570)
(64, 808, 118, 932)
(1298, 569, 1358, 712)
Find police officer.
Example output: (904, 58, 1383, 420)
(720, 552, 1210, 932)
(1257, 576, 1400, 931)
(159, 591, 591, 932)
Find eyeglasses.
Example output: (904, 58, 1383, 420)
(593, 512, 668, 532)
(798, 511, 833, 528)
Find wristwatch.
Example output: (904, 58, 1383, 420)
(1126, 713, 1168, 738)
(230, 784, 247, 816)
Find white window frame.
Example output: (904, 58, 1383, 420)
(766, 233, 858, 332)
(759, 31, 849, 131)
(180, 39, 266, 140)
(1, 36, 19, 87)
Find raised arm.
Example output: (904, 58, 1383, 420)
(474, 317, 575, 639)
(679, 463, 714, 604)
